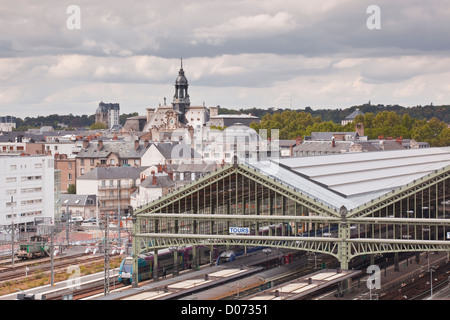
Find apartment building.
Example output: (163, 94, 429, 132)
(0, 155, 54, 228)
(75, 139, 153, 177)
(76, 166, 151, 217)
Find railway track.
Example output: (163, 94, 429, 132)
(379, 260, 450, 300)
(0, 254, 109, 284)
(43, 282, 127, 300)
(74, 283, 126, 300)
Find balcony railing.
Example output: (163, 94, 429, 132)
(98, 195, 130, 200)
(98, 184, 135, 190)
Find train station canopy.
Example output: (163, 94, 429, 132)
(247, 147, 450, 211)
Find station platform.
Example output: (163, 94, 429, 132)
(92, 263, 263, 300)
(243, 268, 361, 300)
(315, 251, 449, 300)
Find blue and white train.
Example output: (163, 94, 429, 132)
(118, 246, 210, 284)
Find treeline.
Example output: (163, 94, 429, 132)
(249, 110, 450, 147)
(14, 112, 138, 131)
(220, 103, 450, 124)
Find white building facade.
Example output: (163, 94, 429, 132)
(0, 155, 54, 227)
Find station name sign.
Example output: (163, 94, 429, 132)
(229, 227, 250, 235)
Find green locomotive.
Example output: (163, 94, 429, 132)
(16, 236, 49, 260)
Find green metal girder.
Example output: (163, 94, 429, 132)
(347, 239, 450, 259)
(135, 233, 341, 259)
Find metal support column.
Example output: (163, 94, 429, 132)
(338, 206, 350, 270)
(104, 211, 110, 296)
(153, 249, 158, 280)
(131, 215, 138, 288)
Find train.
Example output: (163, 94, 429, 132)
(258, 223, 292, 236)
(16, 236, 49, 260)
(215, 246, 266, 265)
(118, 245, 211, 284)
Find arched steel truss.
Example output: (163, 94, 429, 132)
(131, 163, 450, 285)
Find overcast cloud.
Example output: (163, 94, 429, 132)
(0, 0, 449, 118)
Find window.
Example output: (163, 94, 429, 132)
(68, 162, 72, 169)
(34, 163, 42, 169)
(10, 165, 16, 170)
(6, 177, 17, 183)
(68, 173, 72, 181)
(80, 159, 85, 165)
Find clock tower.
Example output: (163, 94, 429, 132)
(172, 58, 190, 123)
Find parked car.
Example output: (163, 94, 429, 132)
(69, 216, 83, 224)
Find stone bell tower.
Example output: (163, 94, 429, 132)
(172, 58, 190, 123)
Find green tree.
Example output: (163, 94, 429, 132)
(67, 184, 76, 194)
(90, 122, 108, 130)
(412, 117, 447, 146)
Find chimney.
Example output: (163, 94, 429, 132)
(296, 136, 303, 146)
(152, 172, 157, 186)
(83, 139, 90, 149)
(134, 139, 140, 151)
(209, 106, 219, 117)
(146, 108, 155, 122)
(168, 170, 173, 180)
(98, 140, 103, 151)
(355, 123, 364, 137)
(332, 137, 336, 148)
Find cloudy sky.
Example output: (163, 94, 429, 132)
(1, 0, 449, 118)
